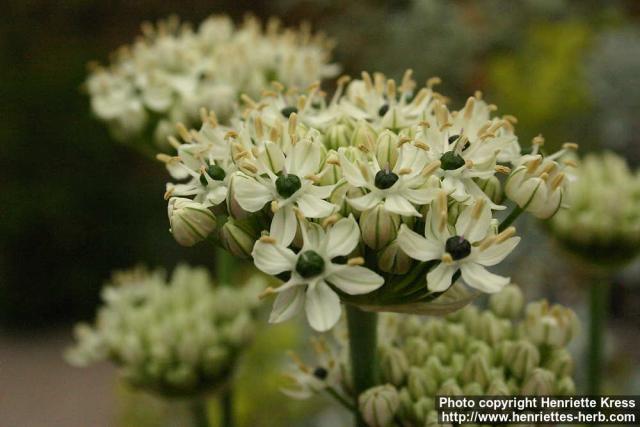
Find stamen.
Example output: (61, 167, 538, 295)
(495, 165, 511, 174)
(240, 94, 257, 108)
(426, 76, 441, 88)
(496, 226, 516, 243)
(397, 167, 412, 175)
(322, 214, 340, 228)
(563, 142, 578, 150)
(551, 172, 565, 190)
(270, 200, 279, 213)
(441, 253, 454, 264)
(421, 160, 441, 176)
(347, 257, 365, 266)
(258, 287, 277, 299)
(176, 123, 191, 142)
(259, 235, 277, 244)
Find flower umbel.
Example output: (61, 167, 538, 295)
(65, 265, 262, 397)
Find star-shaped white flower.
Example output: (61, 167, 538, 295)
(398, 193, 520, 293)
(252, 216, 384, 331)
(233, 139, 336, 246)
(339, 142, 439, 217)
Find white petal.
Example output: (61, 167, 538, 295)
(339, 151, 368, 187)
(261, 141, 286, 174)
(233, 174, 273, 212)
(305, 183, 335, 199)
(325, 266, 384, 295)
(271, 205, 298, 247)
(252, 240, 296, 275)
(324, 216, 361, 258)
(269, 286, 305, 324)
(289, 139, 322, 177)
(401, 187, 437, 205)
(348, 192, 382, 212)
(384, 194, 421, 217)
(305, 282, 342, 332)
(426, 263, 456, 292)
(455, 202, 491, 242)
(460, 262, 509, 293)
(296, 193, 336, 218)
(475, 237, 520, 266)
(397, 225, 442, 262)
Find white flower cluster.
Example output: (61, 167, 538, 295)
(550, 152, 640, 265)
(283, 285, 579, 427)
(66, 265, 262, 397)
(86, 15, 338, 146)
(161, 71, 576, 332)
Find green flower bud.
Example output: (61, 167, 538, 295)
(397, 388, 415, 421)
(476, 312, 506, 345)
(325, 122, 351, 150)
(358, 384, 400, 427)
(505, 340, 540, 380)
(168, 198, 217, 246)
(486, 378, 510, 395)
(431, 342, 451, 364)
(375, 130, 400, 170)
(444, 324, 467, 352)
(350, 121, 377, 150)
(320, 151, 342, 186)
(556, 376, 576, 395)
(489, 284, 525, 319)
(437, 379, 463, 396)
(360, 204, 401, 249)
(425, 410, 445, 427)
(465, 340, 493, 365)
(404, 337, 430, 366)
(544, 348, 574, 377)
(521, 368, 555, 396)
(424, 355, 445, 383)
(461, 353, 491, 388)
(408, 367, 437, 400)
(524, 301, 579, 347)
(413, 397, 434, 424)
(380, 345, 410, 386)
(478, 175, 503, 205)
(219, 217, 259, 258)
(463, 382, 484, 395)
(378, 240, 412, 274)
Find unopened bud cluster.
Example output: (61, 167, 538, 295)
(66, 265, 262, 397)
(86, 15, 337, 146)
(283, 285, 579, 427)
(549, 152, 640, 265)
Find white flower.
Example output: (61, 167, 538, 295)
(398, 193, 520, 293)
(505, 141, 576, 219)
(339, 142, 439, 217)
(234, 139, 336, 246)
(252, 216, 384, 331)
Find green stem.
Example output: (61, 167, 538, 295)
(346, 305, 378, 427)
(588, 277, 609, 396)
(215, 247, 234, 286)
(498, 205, 524, 232)
(190, 397, 210, 427)
(220, 384, 234, 427)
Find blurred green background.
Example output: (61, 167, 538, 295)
(1, 1, 639, 426)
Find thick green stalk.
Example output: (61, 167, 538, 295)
(190, 397, 210, 427)
(215, 247, 234, 286)
(346, 305, 378, 427)
(588, 277, 609, 396)
(220, 384, 234, 427)
(498, 205, 524, 232)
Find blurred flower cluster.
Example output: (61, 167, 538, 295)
(66, 265, 263, 397)
(86, 15, 338, 147)
(161, 71, 577, 331)
(284, 285, 579, 427)
(550, 152, 640, 266)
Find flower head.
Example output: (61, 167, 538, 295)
(86, 15, 338, 147)
(549, 151, 640, 265)
(66, 265, 262, 397)
(162, 70, 577, 331)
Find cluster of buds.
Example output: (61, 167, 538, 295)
(65, 265, 263, 397)
(283, 285, 579, 427)
(161, 71, 577, 331)
(86, 15, 338, 146)
(549, 151, 640, 265)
